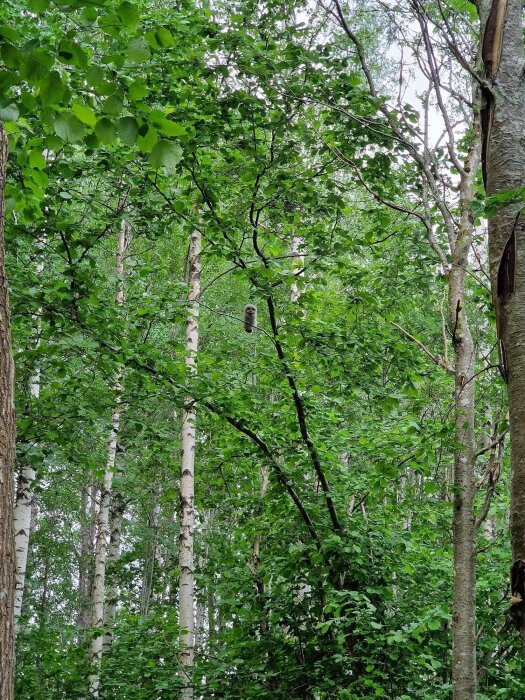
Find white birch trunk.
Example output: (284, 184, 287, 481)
(102, 474, 125, 651)
(290, 235, 305, 303)
(89, 219, 129, 696)
(13, 243, 44, 625)
(178, 228, 201, 700)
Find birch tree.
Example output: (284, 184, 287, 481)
(89, 218, 130, 696)
(178, 227, 201, 700)
(13, 236, 44, 626)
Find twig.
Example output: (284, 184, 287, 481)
(390, 320, 454, 374)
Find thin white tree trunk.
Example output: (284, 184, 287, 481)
(102, 472, 125, 651)
(178, 228, 201, 700)
(290, 235, 305, 303)
(89, 219, 129, 696)
(13, 240, 44, 625)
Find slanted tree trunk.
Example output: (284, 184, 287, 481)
(0, 124, 16, 700)
(178, 228, 201, 700)
(89, 219, 129, 696)
(478, 0, 525, 643)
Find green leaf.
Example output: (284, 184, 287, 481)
(54, 112, 85, 143)
(117, 116, 139, 145)
(102, 94, 123, 116)
(0, 70, 16, 98)
(72, 103, 97, 126)
(28, 150, 46, 169)
(153, 118, 186, 137)
(117, 1, 139, 27)
(126, 37, 150, 64)
(155, 28, 175, 48)
(137, 126, 157, 152)
(0, 103, 19, 122)
(129, 80, 148, 100)
(39, 71, 65, 106)
(81, 6, 98, 23)
(148, 140, 183, 170)
(95, 117, 116, 144)
(1, 43, 22, 70)
(58, 40, 87, 68)
(28, 0, 50, 11)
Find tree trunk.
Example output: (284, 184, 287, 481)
(478, 0, 525, 643)
(140, 489, 160, 616)
(89, 219, 129, 696)
(0, 123, 16, 700)
(77, 482, 97, 630)
(103, 477, 125, 651)
(178, 228, 201, 700)
(449, 132, 480, 700)
(13, 245, 43, 625)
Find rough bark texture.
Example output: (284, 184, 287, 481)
(479, 0, 525, 640)
(89, 219, 129, 696)
(0, 124, 16, 700)
(77, 482, 97, 629)
(103, 478, 125, 651)
(178, 228, 201, 700)
(449, 137, 480, 700)
(140, 490, 160, 616)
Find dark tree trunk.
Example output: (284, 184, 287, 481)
(0, 123, 17, 700)
(479, 0, 525, 643)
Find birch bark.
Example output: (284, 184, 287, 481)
(89, 219, 129, 696)
(103, 474, 125, 651)
(178, 228, 201, 700)
(13, 239, 43, 625)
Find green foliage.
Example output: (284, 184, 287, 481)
(0, 0, 521, 697)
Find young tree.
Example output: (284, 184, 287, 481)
(178, 226, 202, 700)
(89, 218, 130, 696)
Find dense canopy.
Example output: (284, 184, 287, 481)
(1, 0, 525, 698)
